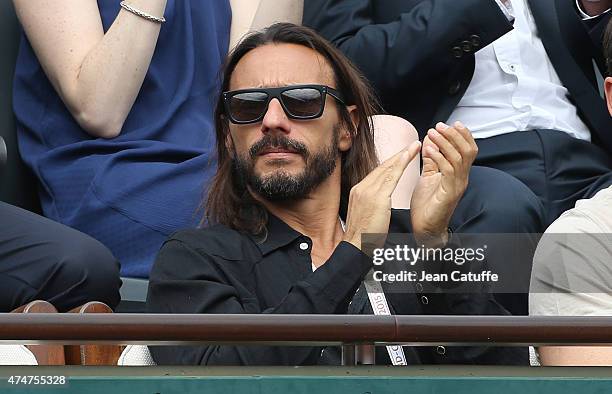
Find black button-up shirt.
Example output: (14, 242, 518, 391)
(147, 209, 525, 365)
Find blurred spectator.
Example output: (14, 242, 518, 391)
(304, 0, 612, 228)
(0, 201, 120, 312)
(146, 23, 540, 366)
(530, 18, 612, 366)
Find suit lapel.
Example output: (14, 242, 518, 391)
(555, 0, 599, 80)
(527, 0, 570, 73)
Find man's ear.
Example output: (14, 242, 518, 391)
(347, 104, 359, 131)
(338, 105, 358, 152)
(605, 77, 612, 117)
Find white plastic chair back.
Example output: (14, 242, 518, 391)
(529, 346, 541, 366)
(0, 345, 38, 365)
(117, 345, 156, 366)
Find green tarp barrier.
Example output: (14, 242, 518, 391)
(1, 366, 612, 394)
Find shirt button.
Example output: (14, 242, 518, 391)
(509, 64, 516, 71)
(470, 34, 481, 48)
(421, 295, 429, 305)
(436, 346, 446, 355)
(415, 283, 423, 292)
(299, 242, 309, 251)
(452, 46, 463, 58)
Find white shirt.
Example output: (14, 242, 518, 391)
(447, 0, 592, 141)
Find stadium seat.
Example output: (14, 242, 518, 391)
(0, 296, 41, 368)
(117, 345, 156, 366)
(65, 302, 124, 365)
(3, 301, 129, 366)
(530, 346, 541, 366)
(10, 300, 65, 365)
(0, 345, 38, 366)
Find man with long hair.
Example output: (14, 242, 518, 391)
(146, 23, 541, 365)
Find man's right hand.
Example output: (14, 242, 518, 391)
(342, 140, 421, 251)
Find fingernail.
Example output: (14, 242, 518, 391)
(436, 122, 449, 130)
(429, 129, 439, 137)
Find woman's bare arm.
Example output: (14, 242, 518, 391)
(13, 0, 167, 138)
(250, 0, 303, 32)
(229, 0, 260, 50)
(228, 0, 303, 50)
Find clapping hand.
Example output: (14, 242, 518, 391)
(410, 121, 478, 247)
(342, 140, 422, 250)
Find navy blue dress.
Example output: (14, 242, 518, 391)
(13, 0, 231, 278)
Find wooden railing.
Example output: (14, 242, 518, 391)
(3, 314, 612, 346)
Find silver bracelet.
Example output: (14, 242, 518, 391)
(119, 1, 166, 23)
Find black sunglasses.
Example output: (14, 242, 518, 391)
(223, 84, 346, 124)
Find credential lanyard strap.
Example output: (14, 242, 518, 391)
(339, 219, 407, 366)
(364, 279, 408, 365)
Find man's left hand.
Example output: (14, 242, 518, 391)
(410, 121, 478, 247)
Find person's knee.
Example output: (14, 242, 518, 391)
(491, 176, 544, 233)
(460, 166, 545, 233)
(452, 167, 544, 317)
(46, 233, 121, 311)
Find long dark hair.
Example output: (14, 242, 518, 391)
(205, 23, 381, 235)
(605, 17, 612, 76)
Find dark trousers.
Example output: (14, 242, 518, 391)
(475, 129, 612, 228)
(0, 201, 121, 312)
(446, 165, 545, 317)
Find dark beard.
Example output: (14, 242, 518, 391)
(233, 127, 339, 201)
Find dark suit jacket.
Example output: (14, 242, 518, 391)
(303, 0, 612, 154)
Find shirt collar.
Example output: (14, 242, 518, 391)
(249, 212, 304, 256)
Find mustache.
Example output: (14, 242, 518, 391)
(249, 134, 309, 159)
